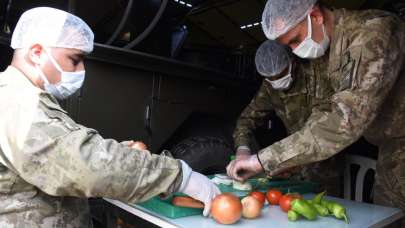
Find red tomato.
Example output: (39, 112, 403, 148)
(279, 193, 303, 212)
(249, 191, 266, 206)
(266, 189, 283, 205)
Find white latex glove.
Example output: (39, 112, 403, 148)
(226, 154, 263, 182)
(179, 161, 221, 216)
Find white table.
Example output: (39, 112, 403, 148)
(104, 194, 403, 228)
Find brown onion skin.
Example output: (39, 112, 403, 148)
(211, 193, 242, 224)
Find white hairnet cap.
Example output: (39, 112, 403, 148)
(11, 7, 94, 53)
(262, 0, 317, 40)
(255, 40, 291, 77)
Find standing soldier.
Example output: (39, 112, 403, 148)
(228, 0, 405, 224)
(0, 7, 219, 227)
(232, 40, 342, 196)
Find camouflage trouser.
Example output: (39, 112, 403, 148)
(374, 138, 405, 227)
(303, 154, 345, 197)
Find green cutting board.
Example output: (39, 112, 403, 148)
(134, 178, 318, 219)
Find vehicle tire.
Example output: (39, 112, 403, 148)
(171, 136, 233, 175)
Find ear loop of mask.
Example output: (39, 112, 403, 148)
(265, 63, 293, 85)
(35, 52, 51, 87)
(42, 48, 85, 84)
(307, 14, 313, 40)
(304, 14, 328, 46)
(36, 48, 61, 86)
(44, 48, 78, 75)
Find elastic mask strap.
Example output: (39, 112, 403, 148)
(44, 48, 64, 73)
(321, 23, 327, 38)
(36, 64, 51, 85)
(307, 14, 313, 39)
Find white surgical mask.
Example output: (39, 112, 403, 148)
(266, 64, 293, 90)
(293, 14, 330, 59)
(37, 48, 85, 99)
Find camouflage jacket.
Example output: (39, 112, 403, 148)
(0, 66, 183, 227)
(233, 56, 332, 150)
(258, 9, 405, 175)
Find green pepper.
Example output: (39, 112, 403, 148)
(288, 210, 300, 221)
(313, 203, 329, 216)
(313, 191, 326, 204)
(321, 200, 349, 223)
(291, 199, 317, 220)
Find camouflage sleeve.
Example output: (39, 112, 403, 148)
(257, 17, 405, 175)
(3, 98, 183, 203)
(233, 81, 273, 149)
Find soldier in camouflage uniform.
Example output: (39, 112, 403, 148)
(0, 7, 220, 227)
(232, 40, 343, 196)
(228, 0, 405, 222)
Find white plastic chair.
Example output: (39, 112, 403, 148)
(344, 154, 377, 202)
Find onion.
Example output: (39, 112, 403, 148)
(233, 180, 252, 191)
(241, 196, 262, 219)
(211, 193, 242, 224)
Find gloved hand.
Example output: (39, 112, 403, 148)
(179, 161, 221, 216)
(226, 154, 263, 182)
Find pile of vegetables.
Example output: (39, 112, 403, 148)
(176, 172, 350, 225)
(209, 190, 348, 225)
(287, 191, 349, 223)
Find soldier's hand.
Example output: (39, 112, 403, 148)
(178, 161, 221, 216)
(131, 141, 147, 150)
(121, 140, 148, 150)
(226, 154, 263, 182)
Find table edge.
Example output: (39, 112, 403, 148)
(103, 198, 178, 228)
